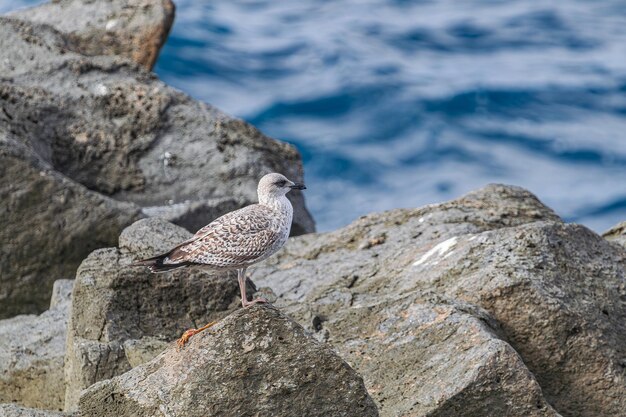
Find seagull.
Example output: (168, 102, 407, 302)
(132, 173, 305, 347)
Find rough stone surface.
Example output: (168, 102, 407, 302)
(0, 1, 314, 316)
(406, 222, 625, 417)
(0, 404, 71, 417)
(141, 196, 250, 236)
(49, 279, 74, 309)
(0, 14, 313, 233)
(330, 293, 559, 417)
(10, 0, 174, 70)
(63, 218, 250, 411)
(0, 280, 74, 410)
(0, 132, 140, 318)
(603, 220, 626, 249)
(121, 337, 169, 368)
(252, 184, 624, 417)
(79, 306, 379, 417)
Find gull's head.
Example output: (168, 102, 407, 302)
(258, 173, 306, 200)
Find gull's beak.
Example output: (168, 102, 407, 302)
(290, 182, 306, 190)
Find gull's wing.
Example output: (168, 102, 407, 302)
(164, 204, 281, 268)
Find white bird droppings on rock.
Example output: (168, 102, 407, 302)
(105, 19, 118, 31)
(94, 83, 108, 96)
(413, 236, 458, 266)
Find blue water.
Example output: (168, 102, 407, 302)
(4, 0, 626, 232)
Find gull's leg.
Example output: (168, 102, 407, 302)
(238, 267, 267, 308)
(176, 320, 217, 349)
(177, 270, 241, 349)
(238, 268, 248, 308)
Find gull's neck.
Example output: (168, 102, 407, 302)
(259, 194, 292, 214)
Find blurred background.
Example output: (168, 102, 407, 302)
(3, 0, 626, 232)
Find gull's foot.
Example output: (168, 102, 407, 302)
(176, 321, 217, 349)
(242, 297, 268, 308)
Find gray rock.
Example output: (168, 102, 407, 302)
(49, 279, 74, 310)
(327, 293, 559, 417)
(141, 196, 250, 235)
(0, 404, 72, 417)
(603, 220, 626, 249)
(0, 133, 141, 318)
(0, 1, 314, 316)
(78, 306, 379, 417)
(414, 222, 625, 417)
(122, 337, 169, 368)
(0, 13, 314, 234)
(10, 0, 174, 70)
(252, 184, 624, 417)
(0, 280, 74, 410)
(63, 218, 249, 411)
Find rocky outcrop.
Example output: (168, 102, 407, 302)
(79, 306, 379, 417)
(328, 294, 560, 417)
(407, 222, 625, 417)
(63, 218, 250, 411)
(0, 404, 72, 417)
(252, 184, 625, 417)
(0, 0, 314, 317)
(10, 0, 175, 70)
(5, 181, 621, 416)
(0, 279, 73, 410)
(0, 133, 141, 318)
(604, 220, 626, 249)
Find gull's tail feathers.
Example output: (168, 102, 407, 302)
(130, 252, 193, 273)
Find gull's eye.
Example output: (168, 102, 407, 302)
(275, 180, 287, 187)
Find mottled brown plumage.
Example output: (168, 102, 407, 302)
(166, 205, 283, 268)
(133, 173, 306, 310)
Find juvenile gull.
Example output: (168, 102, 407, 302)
(133, 173, 305, 346)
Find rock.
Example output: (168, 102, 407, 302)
(141, 196, 249, 235)
(49, 279, 74, 310)
(0, 12, 314, 234)
(10, 0, 174, 70)
(63, 218, 251, 411)
(603, 220, 626, 249)
(121, 337, 169, 368)
(0, 280, 74, 410)
(79, 306, 379, 417)
(0, 404, 72, 417)
(331, 293, 559, 417)
(0, 1, 314, 316)
(252, 184, 625, 417)
(414, 222, 625, 417)
(0, 133, 141, 318)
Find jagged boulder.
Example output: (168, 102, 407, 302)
(252, 184, 625, 417)
(326, 293, 560, 417)
(404, 222, 626, 417)
(0, 0, 314, 317)
(63, 218, 250, 411)
(79, 306, 379, 417)
(10, 0, 175, 70)
(0, 279, 74, 410)
(0, 10, 313, 234)
(0, 132, 140, 318)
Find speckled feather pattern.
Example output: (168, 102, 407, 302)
(134, 173, 300, 273)
(163, 197, 293, 269)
